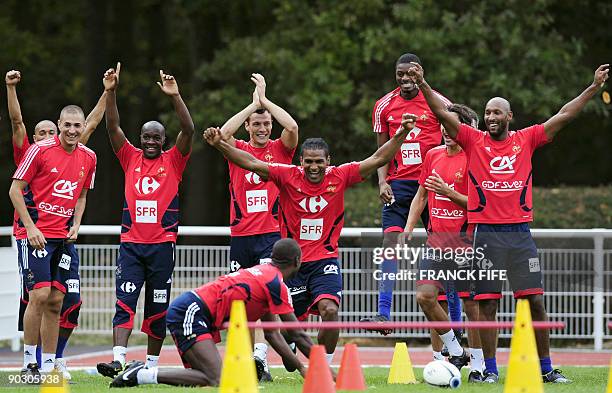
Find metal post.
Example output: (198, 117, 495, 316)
(593, 233, 604, 350)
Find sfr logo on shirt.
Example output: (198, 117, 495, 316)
(135, 200, 157, 223)
(246, 190, 268, 213)
(153, 289, 167, 303)
(401, 143, 422, 165)
(300, 218, 323, 240)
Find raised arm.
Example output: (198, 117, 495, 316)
(543, 64, 609, 140)
(80, 90, 107, 145)
(219, 88, 261, 147)
(9, 179, 46, 250)
(204, 127, 270, 180)
(157, 70, 194, 156)
(103, 62, 127, 153)
(252, 73, 299, 150)
(358, 113, 417, 179)
(6, 70, 27, 147)
(408, 63, 461, 138)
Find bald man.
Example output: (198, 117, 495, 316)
(96, 63, 195, 378)
(409, 63, 609, 383)
(6, 70, 106, 380)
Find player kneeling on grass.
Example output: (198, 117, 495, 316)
(110, 238, 315, 388)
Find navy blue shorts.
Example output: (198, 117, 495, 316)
(17, 238, 80, 294)
(472, 223, 543, 300)
(167, 291, 219, 366)
(285, 258, 342, 320)
(417, 248, 472, 297)
(113, 242, 175, 339)
(382, 180, 429, 232)
(229, 232, 281, 272)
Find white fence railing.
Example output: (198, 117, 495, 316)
(1, 226, 611, 350)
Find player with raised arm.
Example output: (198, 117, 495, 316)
(360, 53, 460, 334)
(409, 61, 609, 383)
(205, 112, 418, 365)
(96, 63, 195, 378)
(9, 104, 97, 382)
(6, 69, 105, 379)
(218, 73, 298, 381)
(110, 238, 315, 388)
(400, 104, 484, 382)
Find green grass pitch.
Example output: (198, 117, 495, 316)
(0, 366, 608, 392)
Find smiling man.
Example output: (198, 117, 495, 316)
(96, 63, 194, 378)
(217, 73, 298, 381)
(9, 104, 97, 381)
(410, 62, 609, 383)
(205, 112, 417, 365)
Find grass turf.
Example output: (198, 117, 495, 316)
(0, 366, 607, 392)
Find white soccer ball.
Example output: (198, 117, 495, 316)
(422, 360, 462, 388)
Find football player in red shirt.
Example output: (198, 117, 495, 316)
(110, 238, 315, 388)
(218, 73, 298, 381)
(96, 63, 195, 378)
(9, 105, 97, 379)
(402, 104, 484, 382)
(205, 112, 417, 365)
(410, 62, 609, 383)
(6, 69, 106, 379)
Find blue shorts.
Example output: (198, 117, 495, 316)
(472, 223, 543, 300)
(285, 258, 342, 320)
(113, 242, 175, 339)
(17, 238, 80, 294)
(417, 248, 472, 297)
(167, 291, 219, 366)
(229, 232, 281, 272)
(382, 180, 429, 232)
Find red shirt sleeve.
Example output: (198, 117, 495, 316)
(234, 139, 248, 151)
(273, 139, 296, 164)
(84, 153, 97, 190)
(338, 162, 364, 188)
(169, 145, 191, 180)
(419, 150, 433, 186)
(455, 124, 479, 155)
(523, 124, 549, 150)
(13, 144, 41, 183)
(372, 99, 389, 134)
(267, 163, 292, 186)
(115, 140, 139, 171)
(13, 138, 31, 167)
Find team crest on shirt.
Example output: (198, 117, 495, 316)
(419, 113, 428, 121)
(79, 166, 85, 178)
(512, 144, 522, 154)
(157, 166, 166, 177)
(326, 183, 337, 192)
(455, 170, 464, 183)
(264, 153, 274, 162)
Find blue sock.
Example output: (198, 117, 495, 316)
(445, 284, 462, 323)
(540, 357, 552, 374)
(484, 357, 498, 375)
(36, 344, 42, 367)
(378, 259, 397, 319)
(56, 335, 69, 358)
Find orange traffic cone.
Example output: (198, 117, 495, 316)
(302, 345, 335, 393)
(336, 343, 366, 391)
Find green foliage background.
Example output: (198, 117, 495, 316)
(0, 0, 610, 229)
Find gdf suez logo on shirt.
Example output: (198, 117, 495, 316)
(489, 155, 517, 174)
(52, 179, 78, 200)
(135, 176, 160, 195)
(299, 196, 328, 213)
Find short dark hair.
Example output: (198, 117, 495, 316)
(396, 53, 421, 67)
(300, 137, 329, 157)
(246, 108, 271, 124)
(59, 105, 85, 120)
(448, 104, 479, 128)
(271, 238, 301, 265)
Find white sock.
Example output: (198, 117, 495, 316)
(433, 351, 444, 361)
(23, 345, 37, 367)
(41, 353, 56, 372)
(325, 353, 334, 365)
(113, 346, 127, 366)
(254, 343, 268, 360)
(145, 355, 159, 369)
(136, 367, 159, 385)
(439, 330, 463, 357)
(469, 348, 484, 373)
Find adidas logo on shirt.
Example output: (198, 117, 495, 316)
(387, 115, 394, 121)
(51, 167, 58, 173)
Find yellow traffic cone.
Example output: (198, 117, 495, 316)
(220, 300, 258, 393)
(40, 371, 68, 393)
(606, 356, 612, 393)
(387, 342, 416, 384)
(504, 299, 543, 393)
